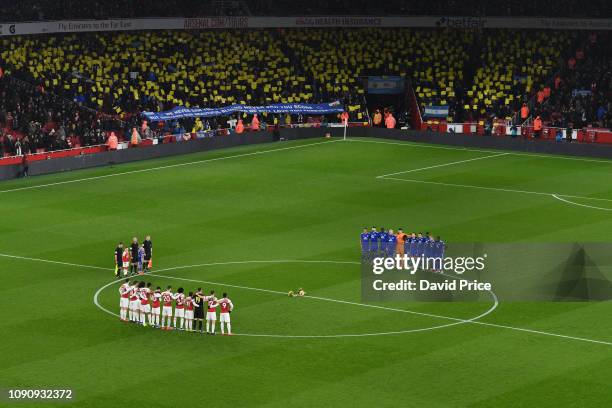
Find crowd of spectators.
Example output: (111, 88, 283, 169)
(529, 32, 612, 130)
(453, 30, 574, 123)
(0, 76, 117, 156)
(1, 26, 611, 156)
(0, 27, 482, 128)
(0, 29, 379, 122)
(0, 0, 609, 20)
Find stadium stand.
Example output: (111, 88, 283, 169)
(0, 76, 111, 155)
(459, 30, 573, 122)
(534, 32, 612, 130)
(0, 30, 373, 124)
(0, 28, 476, 122)
(1, 12, 611, 155)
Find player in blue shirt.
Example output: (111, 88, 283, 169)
(386, 228, 397, 257)
(415, 233, 425, 257)
(423, 233, 434, 259)
(404, 233, 413, 256)
(408, 233, 418, 257)
(435, 236, 446, 260)
(360, 228, 370, 257)
(137, 244, 145, 274)
(377, 228, 389, 256)
(431, 236, 446, 272)
(368, 227, 379, 257)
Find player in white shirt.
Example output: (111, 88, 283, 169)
(138, 282, 152, 326)
(184, 292, 199, 332)
(121, 248, 130, 277)
(172, 288, 186, 330)
(160, 286, 174, 330)
(118, 279, 131, 321)
(205, 290, 218, 335)
(128, 281, 140, 322)
(218, 293, 234, 336)
(150, 287, 162, 327)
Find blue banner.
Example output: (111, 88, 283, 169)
(423, 105, 450, 118)
(143, 102, 343, 121)
(367, 76, 405, 94)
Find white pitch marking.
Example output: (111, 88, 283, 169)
(379, 177, 612, 204)
(551, 194, 612, 211)
(376, 152, 509, 178)
(469, 320, 612, 346)
(347, 137, 612, 164)
(149, 271, 497, 324)
(153, 259, 361, 274)
(151, 261, 497, 323)
(140, 261, 612, 345)
(0, 252, 109, 271)
(93, 273, 495, 338)
(3, 253, 610, 345)
(0, 139, 342, 194)
(91, 259, 499, 338)
(93, 278, 125, 318)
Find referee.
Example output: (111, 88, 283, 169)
(114, 242, 124, 278)
(129, 237, 139, 275)
(194, 287, 205, 332)
(143, 235, 153, 272)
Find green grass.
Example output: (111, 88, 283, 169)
(1, 136, 612, 407)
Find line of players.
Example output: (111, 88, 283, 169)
(119, 279, 234, 335)
(360, 227, 446, 259)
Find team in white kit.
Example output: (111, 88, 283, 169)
(118, 279, 234, 335)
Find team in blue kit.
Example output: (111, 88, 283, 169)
(360, 227, 446, 265)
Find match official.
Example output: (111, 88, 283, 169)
(143, 235, 153, 272)
(130, 237, 139, 275)
(194, 287, 205, 332)
(114, 242, 124, 278)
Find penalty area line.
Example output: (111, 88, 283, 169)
(378, 177, 612, 206)
(551, 194, 612, 211)
(376, 152, 510, 178)
(347, 138, 612, 164)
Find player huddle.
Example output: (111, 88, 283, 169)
(119, 280, 234, 335)
(360, 227, 446, 259)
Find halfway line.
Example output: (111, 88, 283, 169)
(0, 252, 109, 271)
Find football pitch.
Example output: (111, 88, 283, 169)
(1, 136, 612, 407)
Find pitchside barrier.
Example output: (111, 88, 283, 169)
(442, 121, 612, 144)
(2, 126, 612, 181)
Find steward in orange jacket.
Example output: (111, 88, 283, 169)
(533, 116, 543, 138)
(107, 132, 118, 150)
(520, 103, 529, 120)
(251, 114, 260, 131)
(340, 111, 349, 125)
(236, 119, 244, 134)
